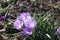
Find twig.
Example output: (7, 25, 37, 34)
(0, 28, 6, 32)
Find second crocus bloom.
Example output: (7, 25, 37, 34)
(56, 27, 60, 35)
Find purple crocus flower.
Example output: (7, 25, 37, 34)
(14, 19, 23, 30)
(14, 12, 37, 36)
(22, 28, 32, 35)
(56, 27, 60, 35)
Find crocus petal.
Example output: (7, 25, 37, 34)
(22, 28, 32, 35)
(21, 12, 31, 20)
(14, 19, 23, 30)
(24, 19, 37, 29)
(29, 20, 37, 29)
